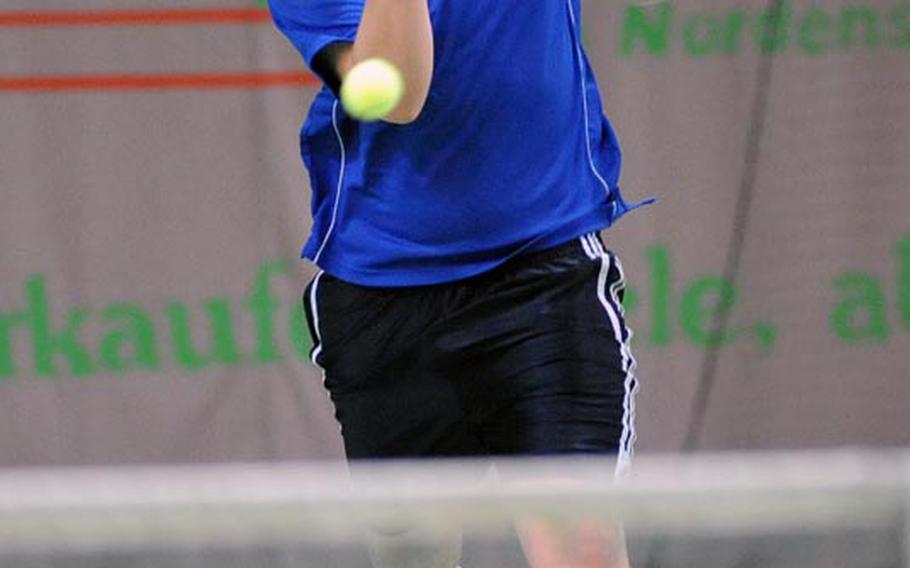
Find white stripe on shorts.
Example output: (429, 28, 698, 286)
(587, 233, 605, 256)
(308, 271, 326, 368)
(579, 234, 598, 260)
(306, 271, 340, 432)
(594, 251, 638, 479)
(609, 254, 638, 467)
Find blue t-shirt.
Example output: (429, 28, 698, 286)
(270, 0, 643, 287)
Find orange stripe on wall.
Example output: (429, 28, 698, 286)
(0, 8, 271, 27)
(0, 72, 319, 92)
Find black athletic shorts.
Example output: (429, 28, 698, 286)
(302, 233, 638, 473)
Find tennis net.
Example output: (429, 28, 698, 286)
(0, 450, 906, 567)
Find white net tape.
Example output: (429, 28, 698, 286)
(0, 450, 907, 556)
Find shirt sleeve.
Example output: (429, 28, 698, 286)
(268, 0, 363, 69)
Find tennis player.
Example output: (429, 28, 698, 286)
(270, 1, 647, 566)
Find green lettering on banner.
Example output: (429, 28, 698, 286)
(207, 300, 242, 365)
(99, 304, 160, 373)
(168, 300, 242, 371)
(683, 14, 721, 57)
(752, 322, 778, 353)
(841, 6, 880, 49)
(619, 1, 910, 58)
(0, 297, 31, 379)
(28, 276, 94, 377)
(831, 273, 890, 342)
(620, 2, 673, 57)
(892, 3, 910, 47)
(289, 303, 313, 361)
(754, 0, 791, 54)
(646, 245, 673, 346)
(897, 237, 910, 330)
(720, 11, 749, 55)
(9, 237, 910, 381)
(680, 277, 738, 347)
(0, 320, 15, 379)
(247, 261, 290, 364)
(622, 285, 639, 319)
(798, 6, 833, 55)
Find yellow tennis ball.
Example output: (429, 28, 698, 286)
(340, 58, 405, 122)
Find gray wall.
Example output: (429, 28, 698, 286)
(0, 0, 907, 466)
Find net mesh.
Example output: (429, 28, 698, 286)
(0, 450, 906, 567)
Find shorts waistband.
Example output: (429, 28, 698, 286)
(459, 232, 604, 286)
(321, 233, 604, 292)
(506, 231, 603, 267)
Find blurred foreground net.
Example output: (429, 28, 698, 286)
(0, 450, 907, 567)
